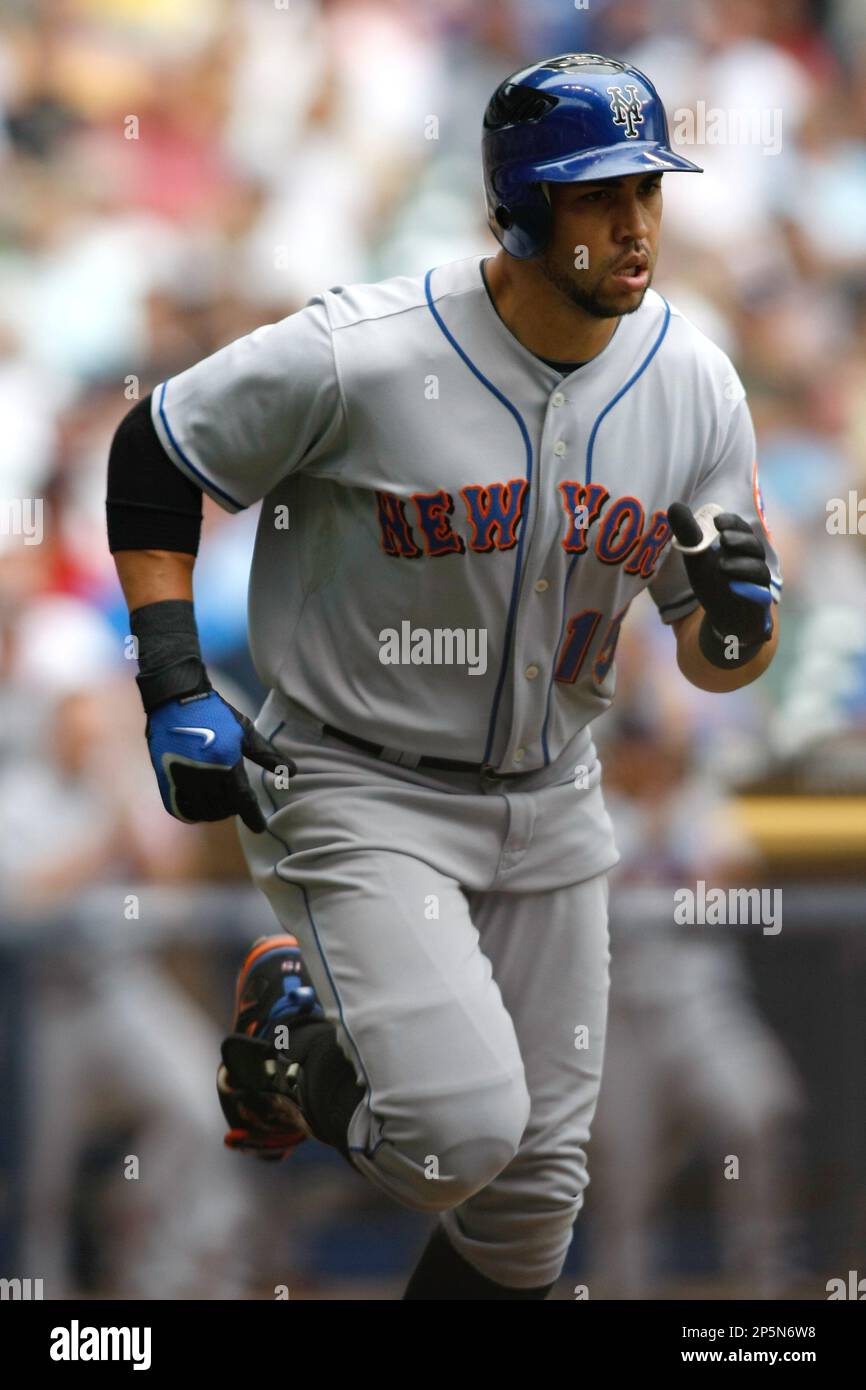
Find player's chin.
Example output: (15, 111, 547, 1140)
(598, 278, 650, 316)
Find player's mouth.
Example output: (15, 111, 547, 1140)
(609, 254, 649, 291)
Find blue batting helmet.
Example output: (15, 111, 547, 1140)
(482, 53, 702, 259)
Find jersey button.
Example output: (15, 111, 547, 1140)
(513, 748, 526, 763)
(524, 664, 539, 680)
(534, 578, 549, 593)
(552, 392, 565, 407)
(553, 441, 566, 456)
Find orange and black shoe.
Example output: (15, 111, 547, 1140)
(217, 935, 325, 1162)
(232, 934, 324, 1040)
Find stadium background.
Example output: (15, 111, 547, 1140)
(1, 0, 865, 1300)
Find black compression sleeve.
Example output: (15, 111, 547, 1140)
(106, 394, 203, 554)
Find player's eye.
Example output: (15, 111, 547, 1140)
(580, 189, 610, 202)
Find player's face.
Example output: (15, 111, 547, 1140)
(536, 172, 663, 319)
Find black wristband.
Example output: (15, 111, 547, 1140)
(698, 613, 766, 670)
(130, 599, 211, 713)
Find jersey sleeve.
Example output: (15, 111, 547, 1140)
(150, 296, 343, 512)
(649, 380, 782, 625)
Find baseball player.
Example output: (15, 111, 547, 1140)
(106, 54, 781, 1300)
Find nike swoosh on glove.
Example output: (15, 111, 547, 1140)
(146, 690, 295, 832)
(667, 503, 774, 646)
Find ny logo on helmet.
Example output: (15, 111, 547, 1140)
(607, 85, 644, 138)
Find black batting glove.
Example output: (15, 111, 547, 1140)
(667, 504, 774, 668)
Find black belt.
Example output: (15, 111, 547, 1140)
(322, 724, 510, 776)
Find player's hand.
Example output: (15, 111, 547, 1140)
(145, 689, 294, 832)
(667, 503, 773, 648)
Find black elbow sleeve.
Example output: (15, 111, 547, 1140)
(106, 394, 203, 554)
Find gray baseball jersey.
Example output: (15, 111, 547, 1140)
(151, 252, 781, 777)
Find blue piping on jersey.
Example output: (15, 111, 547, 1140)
(259, 725, 386, 1159)
(540, 299, 672, 764)
(424, 266, 534, 767)
(658, 590, 698, 616)
(157, 381, 246, 513)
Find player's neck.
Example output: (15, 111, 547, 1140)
(484, 251, 620, 364)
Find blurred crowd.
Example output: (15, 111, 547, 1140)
(1, 0, 865, 1298)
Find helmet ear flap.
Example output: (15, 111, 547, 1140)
(486, 177, 553, 258)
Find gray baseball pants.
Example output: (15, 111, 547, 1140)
(238, 691, 617, 1289)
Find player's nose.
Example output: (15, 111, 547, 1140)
(612, 191, 652, 244)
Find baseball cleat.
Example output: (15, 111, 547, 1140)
(218, 1035, 313, 1160)
(231, 933, 325, 1040)
(218, 934, 324, 1160)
